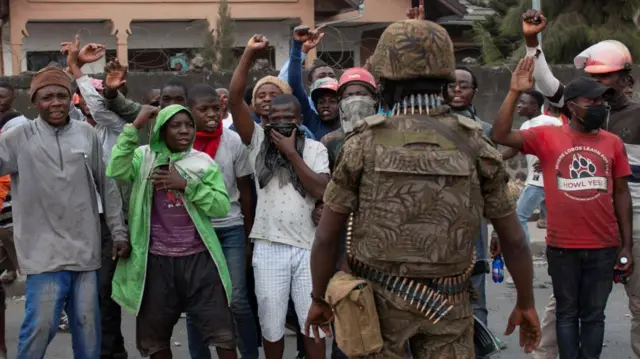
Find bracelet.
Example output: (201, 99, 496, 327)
(310, 292, 327, 304)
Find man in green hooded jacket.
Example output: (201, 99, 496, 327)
(107, 104, 236, 359)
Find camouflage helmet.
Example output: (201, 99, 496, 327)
(367, 20, 456, 81)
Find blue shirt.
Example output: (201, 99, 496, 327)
(278, 51, 316, 114)
(287, 40, 335, 140)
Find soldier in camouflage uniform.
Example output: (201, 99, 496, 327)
(306, 20, 541, 358)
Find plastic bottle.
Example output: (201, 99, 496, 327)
(492, 254, 504, 283)
(614, 256, 629, 284)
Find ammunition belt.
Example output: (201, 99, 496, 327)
(345, 214, 475, 324)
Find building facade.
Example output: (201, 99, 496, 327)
(3, 0, 487, 75)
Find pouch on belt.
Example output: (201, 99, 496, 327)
(325, 271, 383, 357)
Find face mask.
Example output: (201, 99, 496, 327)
(264, 122, 301, 137)
(571, 103, 610, 130)
(339, 96, 377, 133)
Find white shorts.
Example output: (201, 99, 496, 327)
(252, 240, 325, 342)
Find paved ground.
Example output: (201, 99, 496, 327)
(1, 223, 635, 358)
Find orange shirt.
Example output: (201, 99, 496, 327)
(0, 175, 10, 209)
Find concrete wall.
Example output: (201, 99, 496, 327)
(4, 65, 640, 180)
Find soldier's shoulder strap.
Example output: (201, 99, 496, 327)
(345, 114, 386, 141)
(363, 114, 386, 127)
(453, 113, 483, 131)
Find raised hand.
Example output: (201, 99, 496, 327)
(510, 57, 535, 93)
(104, 58, 128, 90)
(78, 43, 106, 66)
(293, 25, 311, 43)
(302, 28, 325, 54)
(246, 34, 270, 52)
(406, 0, 425, 20)
(522, 10, 547, 38)
(60, 34, 81, 69)
(132, 105, 159, 130)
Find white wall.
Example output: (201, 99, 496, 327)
(2, 20, 365, 75)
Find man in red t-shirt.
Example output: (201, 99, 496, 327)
(492, 57, 633, 359)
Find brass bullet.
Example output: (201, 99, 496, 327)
(420, 290, 434, 313)
(398, 278, 408, 293)
(430, 297, 448, 321)
(409, 283, 422, 306)
(410, 94, 415, 115)
(392, 276, 400, 289)
(416, 285, 428, 308)
(404, 280, 415, 301)
(433, 305, 454, 325)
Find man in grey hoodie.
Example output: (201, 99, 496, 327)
(0, 66, 130, 359)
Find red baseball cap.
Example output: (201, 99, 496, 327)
(338, 68, 377, 95)
(311, 78, 339, 104)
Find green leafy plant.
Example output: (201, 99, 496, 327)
(471, 0, 640, 64)
(202, 0, 237, 71)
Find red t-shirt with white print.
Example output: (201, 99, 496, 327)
(521, 125, 631, 249)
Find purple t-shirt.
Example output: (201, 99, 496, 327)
(149, 182, 207, 257)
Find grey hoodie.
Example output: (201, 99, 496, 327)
(0, 117, 126, 274)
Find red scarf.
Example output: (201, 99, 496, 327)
(193, 123, 223, 159)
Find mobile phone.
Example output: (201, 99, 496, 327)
(294, 25, 310, 36)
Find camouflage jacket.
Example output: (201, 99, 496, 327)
(322, 107, 515, 278)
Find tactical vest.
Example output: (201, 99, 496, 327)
(349, 113, 486, 278)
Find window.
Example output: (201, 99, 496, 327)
(232, 46, 276, 68)
(318, 51, 354, 69)
(26, 52, 67, 72)
(105, 50, 117, 61)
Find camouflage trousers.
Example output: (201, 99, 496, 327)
(354, 283, 474, 359)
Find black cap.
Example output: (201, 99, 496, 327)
(564, 77, 615, 102)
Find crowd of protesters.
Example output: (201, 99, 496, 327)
(0, 5, 635, 359)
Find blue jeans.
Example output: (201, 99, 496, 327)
(547, 246, 617, 359)
(187, 225, 259, 359)
(516, 185, 546, 242)
(18, 270, 100, 359)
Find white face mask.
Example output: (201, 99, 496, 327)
(339, 96, 377, 133)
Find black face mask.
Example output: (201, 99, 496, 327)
(265, 122, 300, 137)
(255, 122, 306, 197)
(572, 103, 610, 130)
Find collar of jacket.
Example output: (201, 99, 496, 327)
(35, 116, 74, 134)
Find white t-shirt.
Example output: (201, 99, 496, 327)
(222, 113, 233, 129)
(248, 125, 330, 249)
(211, 128, 253, 228)
(520, 114, 563, 187)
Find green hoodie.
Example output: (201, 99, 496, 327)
(106, 104, 231, 315)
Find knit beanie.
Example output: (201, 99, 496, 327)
(252, 76, 292, 104)
(30, 66, 72, 102)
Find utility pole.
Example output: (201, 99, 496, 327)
(532, 0, 542, 45)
